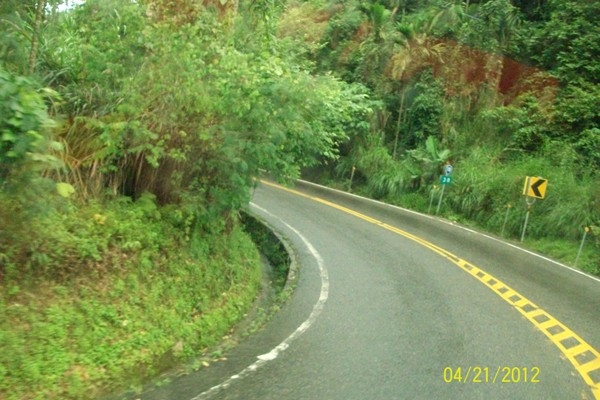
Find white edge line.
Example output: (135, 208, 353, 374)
(296, 179, 600, 284)
(189, 202, 330, 400)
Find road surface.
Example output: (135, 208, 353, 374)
(130, 179, 600, 400)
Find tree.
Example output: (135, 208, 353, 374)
(35, 0, 375, 230)
(1, 0, 36, 73)
(28, 0, 47, 74)
(0, 68, 61, 184)
(528, 0, 600, 85)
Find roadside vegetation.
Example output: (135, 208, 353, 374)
(0, 0, 372, 398)
(0, 0, 598, 399)
(287, 0, 599, 274)
(1, 199, 263, 398)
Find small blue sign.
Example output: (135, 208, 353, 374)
(444, 164, 453, 175)
(440, 175, 452, 185)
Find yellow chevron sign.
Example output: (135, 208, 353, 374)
(523, 176, 548, 199)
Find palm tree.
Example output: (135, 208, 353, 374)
(388, 15, 446, 83)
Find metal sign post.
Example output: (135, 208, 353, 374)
(574, 227, 591, 267)
(501, 203, 512, 237)
(520, 197, 536, 242)
(436, 183, 446, 214)
(436, 167, 452, 215)
(348, 166, 356, 192)
(428, 185, 437, 214)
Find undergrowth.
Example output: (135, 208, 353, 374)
(240, 211, 291, 292)
(0, 194, 262, 399)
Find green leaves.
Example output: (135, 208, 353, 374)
(552, 84, 600, 133)
(0, 67, 61, 183)
(43, 6, 375, 229)
(575, 128, 600, 170)
(529, 0, 600, 85)
(55, 182, 75, 198)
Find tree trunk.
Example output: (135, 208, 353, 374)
(28, 0, 46, 75)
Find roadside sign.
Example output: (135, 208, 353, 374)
(444, 164, 453, 175)
(435, 166, 453, 214)
(520, 176, 547, 242)
(522, 176, 547, 199)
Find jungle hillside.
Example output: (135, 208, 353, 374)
(1, 0, 599, 399)
(291, 0, 599, 272)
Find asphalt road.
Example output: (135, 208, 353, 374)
(132, 180, 600, 400)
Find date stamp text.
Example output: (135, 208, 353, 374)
(443, 366, 540, 383)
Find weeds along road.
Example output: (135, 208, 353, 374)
(133, 180, 600, 400)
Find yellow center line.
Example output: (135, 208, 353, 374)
(261, 180, 600, 398)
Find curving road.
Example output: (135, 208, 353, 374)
(133, 180, 600, 400)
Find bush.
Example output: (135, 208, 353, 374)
(0, 67, 61, 185)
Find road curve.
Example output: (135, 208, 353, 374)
(131, 180, 600, 400)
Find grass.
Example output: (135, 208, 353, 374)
(0, 194, 264, 399)
(101, 210, 295, 400)
(525, 237, 599, 276)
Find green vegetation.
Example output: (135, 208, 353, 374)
(240, 212, 292, 292)
(0, 0, 372, 398)
(1, 0, 599, 398)
(0, 195, 263, 399)
(290, 0, 599, 274)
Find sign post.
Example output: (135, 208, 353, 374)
(428, 185, 437, 214)
(348, 166, 356, 192)
(520, 176, 547, 242)
(436, 164, 452, 214)
(520, 198, 535, 242)
(501, 203, 512, 237)
(574, 226, 591, 268)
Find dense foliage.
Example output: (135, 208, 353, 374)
(0, 0, 374, 398)
(288, 0, 599, 272)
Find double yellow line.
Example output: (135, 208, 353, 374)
(261, 180, 600, 399)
